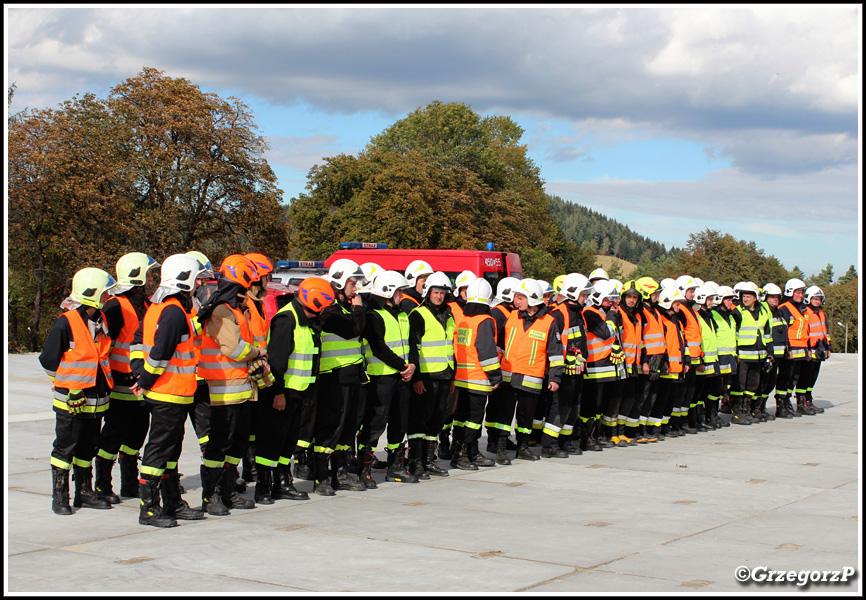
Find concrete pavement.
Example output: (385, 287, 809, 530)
(4, 352, 862, 594)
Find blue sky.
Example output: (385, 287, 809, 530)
(5, 5, 861, 277)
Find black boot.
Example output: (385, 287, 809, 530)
(438, 429, 452, 460)
(273, 465, 311, 500)
(331, 451, 367, 491)
(453, 441, 478, 470)
(751, 399, 768, 422)
(775, 399, 794, 419)
(731, 401, 751, 425)
(423, 440, 449, 477)
(580, 420, 602, 451)
(72, 465, 111, 509)
(94, 456, 121, 504)
(646, 425, 660, 442)
(242, 442, 257, 483)
(162, 470, 204, 520)
(313, 453, 336, 496)
(785, 397, 802, 417)
(593, 421, 614, 448)
(541, 444, 569, 458)
(139, 475, 176, 527)
(51, 466, 72, 515)
(117, 452, 140, 498)
(407, 439, 430, 480)
(696, 405, 710, 431)
(468, 441, 495, 467)
(797, 395, 816, 416)
(221, 465, 255, 509)
(516, 442, 539, 461)
(495, 435, 512, 465)
(201, 465, 230, 515)
(293, 448, 313, 480)
(254, 466, 275, 504)
(386, 444, 419, 483)
(805, 394, 824, 414)
(619, 424, 638, 446)
(357, 449, 378, 490)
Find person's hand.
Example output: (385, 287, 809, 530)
(130, 382, 144, 397)
(400, 363, 416, 382)
(548, 381, 559, 392)
(412, 381, 426, 395)
(273, 393, 286, 411)
(67, 390, 85, 414)
(350, 294, 363, 307)
(642, 362, 650, 375)
(491, 383, 499, 391)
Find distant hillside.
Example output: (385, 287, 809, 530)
(549, 195, 671, 264)
(595, 255, 638, 279)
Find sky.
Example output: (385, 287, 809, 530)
(5, 5, 862, 277)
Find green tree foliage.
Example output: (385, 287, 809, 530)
(824, 276, 858, 353)
(837, 265, 857, 285)
(287, 101, 594, 280)
(8, 68, 287, 352)
(807, 263, 834, 288)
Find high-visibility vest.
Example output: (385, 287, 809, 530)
(583, 306, 617, 381)
(448, 300, 464, 325)
(779, 301, 809, 357)
(246, 300, 269, 350)
(678, 305, 703, 364)
(735, 305, 768, 362)
(108, 295, 138, 374)
(141, 298, 197, 403)
(617, 306, 641, 367)
(411, 305, 455, 374)
(806, 306, 828, 348)
(455, 313, 500, 392)
(364, 308, 410, 377)
(696, 311, 718, 376)
(641, 306, 667, 356)
(503, 310, 556, 391)
(491, 304, 511, 322)
(52, 309, 113, 413)
(551, 302, 584, 359)
(710, 308, 737, 375)
(269, 302, 318, 391)
(660, 313, 685, 377)
(320, 304, 364, 374)
(198, 304, 256, 403)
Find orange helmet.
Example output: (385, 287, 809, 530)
(219, 254, 259, 289)
(296, 277, 335, 313)
(245, 253, 274, 279)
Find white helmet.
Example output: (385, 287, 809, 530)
(784, 278, 807, 297)
(738, 282, 761, 299)
(658, 287, 685, 310)
(702, 281, 720, 303)
(496, 277, 521, 303)
(515, 278, 545, 307)
(71, 267, 117, 310)
(704, 280, 719, 291)
(537, 280, 555, 296)
(587, 279, 618, 307)
(404, 260, 434, 286)
(186, 251, 213, 280)
(159, 254, 201, 294)
(588, 267, 609, 282)
(422, 271, 452, 298)
(717, 285, 736, 299)
(762, 283, 782, 298)
(371, 270, 409, 299)
(466, 278, 494, 305)
(454, 270, 477, 292)
(693, 277, 705, 287)
(660, 277, 677, 290)
(693, 285, 714, 306)
(116, 252, 160, 287)
(561, 273, 590, 302)
(609, 279, 623, 295)
(675, 275, 698, 292)
(357, 262, 383, 294)
(328, 258, 364, 291)
(732, 281, 748, 299)
(805, 285, 825, 303)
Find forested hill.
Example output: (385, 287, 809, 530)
(548, 195, 671, 264)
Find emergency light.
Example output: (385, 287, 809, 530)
(275, 260, 325, 270)
(339, 242, 389, 250)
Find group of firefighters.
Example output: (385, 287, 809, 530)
(40, 251, 833, 527)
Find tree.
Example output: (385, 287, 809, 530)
(670, 229, 790, 286)
(808, 263, 834, 288)
(837, 265, 858, 285)
(824, 276, 858, 353)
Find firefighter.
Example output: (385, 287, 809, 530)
(439, 270, 476, 461)
(632, 277, 666, 443)
(264, 277, 334, 497)
(96, 252, 159, 504)
(358, 271, 419, 484)
(610, 281, 643, 446)
(400, 260, 434, 313)
(691, 285, 721, 432)
(196, 254, 263, 514)
(732, 282, 771, 424)
(674, 276, 703, 437)
(314, 259, 367, 493)
(134, 254, 206, 527)
(41, 268, 117, 515)
(777, 279, 812, 415)
(801, 286, 830, 414)
(452, 278, 503, 468)
(184, 250, 216, 456)
(650, 287, 689, 441)
(408, 271, 456, 477)
(710, 285, 738, 427)
(500, 279, 564, 461)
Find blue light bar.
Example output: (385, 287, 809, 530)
(275, 260, 325, 270)
(339, 242, 389, 250)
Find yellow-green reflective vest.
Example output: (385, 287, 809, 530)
(411, 305, 455, 374)
(711, 310, 736, 358)
(696, 312, 718, 376)
(735, 306, 768, 362)
(364, 309, 410, 377)
(320, 304, 363, 374)
(269, 303, 317, 391)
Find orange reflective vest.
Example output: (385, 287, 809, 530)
(806, 306, 828, 348)
(448, 301, 465, 328)
(246, 300, 269, 350)
(678, 305, 703, 364)
(502, 310, 556, 392)
(52, 309, 113, 413)
(455, 313, 500, 393)
(641, 306, 666, 356)
(198, 304, 257, 404)
(779, 301, 810, 358)
(141, 298, 197, 403)
(108, 295, 138, 374)
(661, 312, 685, 376)
(617, 306, 642, 367)
(583, 306, 617, 381)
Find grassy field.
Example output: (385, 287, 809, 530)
(594, 254, 638, 278)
